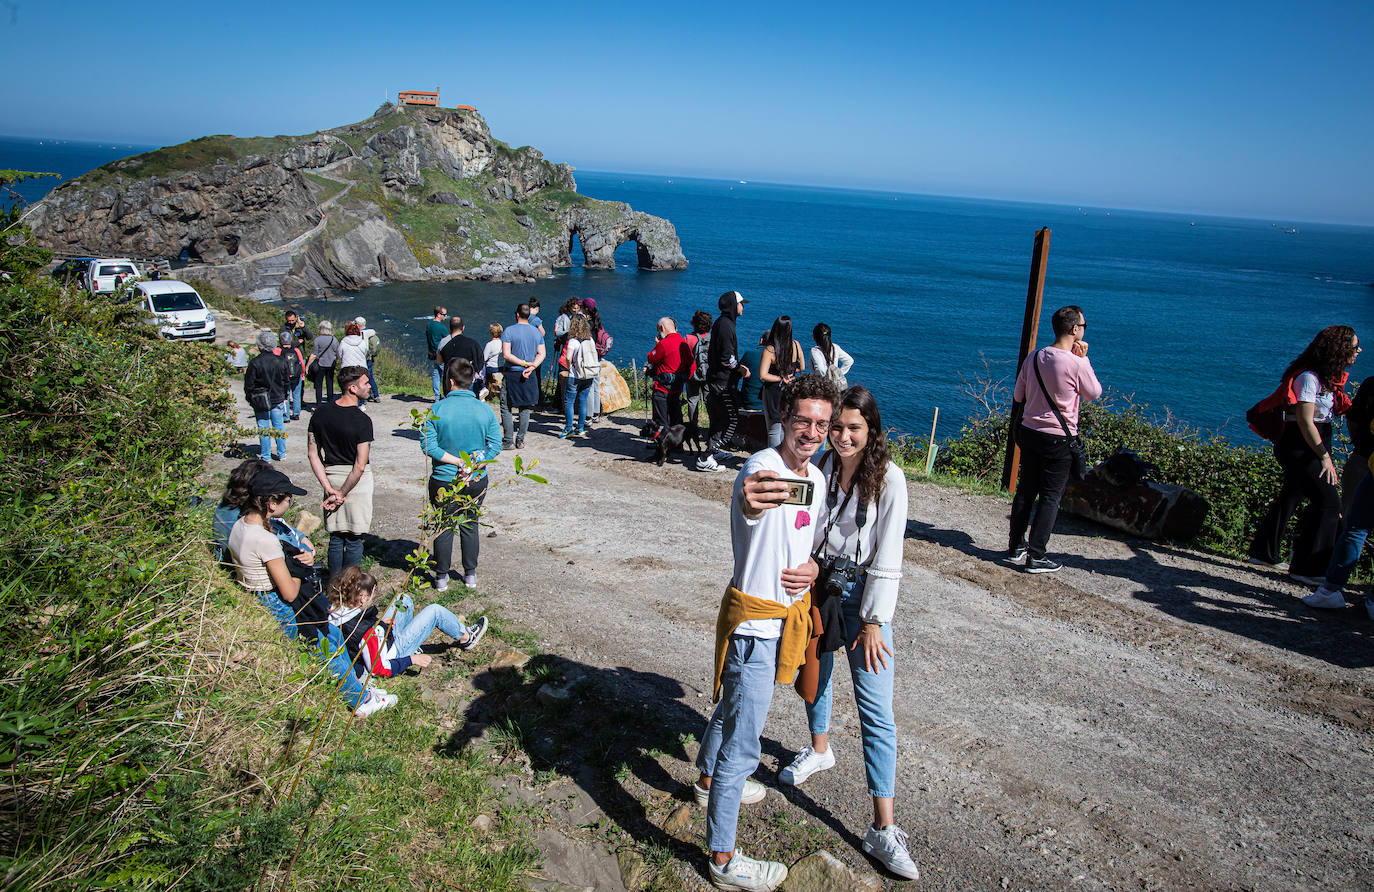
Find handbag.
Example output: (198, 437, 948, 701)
(246, 384, 272, 413)
(1031, 349, 1089, 480)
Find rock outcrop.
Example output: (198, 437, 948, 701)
(26, 103, 687, 299)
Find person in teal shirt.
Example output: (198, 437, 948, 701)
(736, 332, 767, 412)
(425, 305, 450, 400)
(420, 358, 502, 590)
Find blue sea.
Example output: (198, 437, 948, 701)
(7, 135, 1374, 442)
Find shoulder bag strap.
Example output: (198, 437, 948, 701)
(1032, 349, 1075, 439)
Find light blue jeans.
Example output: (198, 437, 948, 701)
(290, 380, 303, 417)
(1325, 473, 1374, 591)
(431, 362, 444, 400)
(257, 589, 297, 639)
(697, 634, 780, 854)
(805, 575, 896, 798)
(255, 401, 287, 460)
(391, 594, 469, 656)
(563, 376, 592, 433)
(367, 359, 379, 399)
(256, 590, 365, 709)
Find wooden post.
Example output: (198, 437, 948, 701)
(1001, 227, 1051, 493)
(925, 407, 939, 476)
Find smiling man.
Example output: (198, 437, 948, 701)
(693, 373, 836, 891)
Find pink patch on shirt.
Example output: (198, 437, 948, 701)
(795, 510, 811, 529)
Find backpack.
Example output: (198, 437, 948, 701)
(281, 348, 302, 383)
(821, 349, 847, 390)
(365, 333, 381, 361)
(594, 328, 613, 358)
(691, 331, 711, 382)
(574, 338, 601, 381)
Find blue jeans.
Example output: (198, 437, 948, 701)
(327, 533, 364, 578)
(255, 401, 287, 460)
(804, 575, 896, 798)
(289, 380, 302, 417)
(313, 622, 366, 709)
(563, 377, 592, 433)
(390, 595, 469, 656)
(1326, 473, 1374, 591)
(367, 359, 379, 399)
(696, 635, 779, 854)
(257, 589, 298, 639)
(431, 362, 444, 400)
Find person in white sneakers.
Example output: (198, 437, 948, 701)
(778, 385, 919, 881)
(694, 374, 833, 891)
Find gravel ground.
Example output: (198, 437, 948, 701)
(215, 317, 1373, 890)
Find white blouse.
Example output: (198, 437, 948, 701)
(810, 344, 854, 377)
(812, 459, 908, 624)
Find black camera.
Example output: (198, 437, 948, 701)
(816, 555, 860, 600)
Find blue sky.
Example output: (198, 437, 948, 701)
(4, 0, 1372, 224)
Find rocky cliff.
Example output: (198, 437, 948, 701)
(27, 104, 688, 298)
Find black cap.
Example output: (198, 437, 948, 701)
(249, 468, 308, 497)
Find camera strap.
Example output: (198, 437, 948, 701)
(817, 451, 866, 565)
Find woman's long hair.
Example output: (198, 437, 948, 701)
(569, 316, 592, 342)
(329, 565, 378, 610)
(560, 296, 581, 317)
(1284, 325, 1357, 389)
(833, 385, 891, 507)
(813, 322, 835, 364)
(765, 316, 798, 378)
(587, 308, 605, 337)
(220, 458, 270, 508)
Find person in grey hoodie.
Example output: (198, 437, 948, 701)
(700, 290, 749, 472)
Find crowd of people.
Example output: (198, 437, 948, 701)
(217, 292, 1372, 890)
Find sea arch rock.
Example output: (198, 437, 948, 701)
(558, 204, 688, 272)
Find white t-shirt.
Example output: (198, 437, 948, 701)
(812, 458, 908, 624)
(731, 448, 826, 639)
(1285, 371, 1336, 422)
(227, 518, 284, 592)
(338, 334, 368, 368)
(483, 338, 503, 371)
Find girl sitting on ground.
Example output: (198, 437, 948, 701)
(329, 566, 488, 682)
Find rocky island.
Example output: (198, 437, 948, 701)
(26, 103, 688, 298)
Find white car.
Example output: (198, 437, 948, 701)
(84, 258, 141, 295)
(134, 280, 217, 342)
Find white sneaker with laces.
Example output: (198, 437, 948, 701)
(694, 778, 767, 808)
(354, 691, 398, 718)
(1303, 585, 1346, 609)
(862, 823, 920, 880)
(462, 572, 477, 588)
(434, 574, 450, 592)
(709, 851, 787, 892)
(779, 746, 835, 786)
(697, 455, 721, 472)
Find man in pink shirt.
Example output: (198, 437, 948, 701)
(1006, 305, 1103, 573)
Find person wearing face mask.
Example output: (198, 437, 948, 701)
(777, 384, 917, 881)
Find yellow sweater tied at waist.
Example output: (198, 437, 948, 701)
(712, 584, 813, 703)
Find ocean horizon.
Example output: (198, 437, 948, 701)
(7, 134, 1374, 443)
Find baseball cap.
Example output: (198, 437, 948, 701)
(249, 468, 308, 497)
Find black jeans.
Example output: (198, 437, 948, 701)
(428, 474, 489, 578)
(1008, 425, 1073, 559)
(313, 367, 335, 405)
(652, 389, 683, 431)
(705, 382, 740, 452)
(1249, 424, 1340, 576)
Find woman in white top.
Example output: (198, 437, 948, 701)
(810, 323, 853, 388)
(1248, 325, 1360, 582)
(337, 321, 369, 369)
(779, 384, 918, 880)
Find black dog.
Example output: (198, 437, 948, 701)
(653, 421, 705, 466)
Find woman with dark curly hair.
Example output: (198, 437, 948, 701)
(777, 384, 918, 880)
(1249, 324, 1360, 583)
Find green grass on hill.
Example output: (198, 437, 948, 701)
(67, 134, 302, 190)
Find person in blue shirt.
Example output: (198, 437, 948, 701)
(421, 358, 503, 590)
(499, 303, 546, 449)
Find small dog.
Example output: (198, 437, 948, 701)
(653, 421, 705, 466)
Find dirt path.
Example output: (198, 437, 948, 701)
(213, 316, 1373, 890)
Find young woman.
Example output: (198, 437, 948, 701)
(779, 384, 918, 881)
(584, 302, 612, 423)
(338, 321, 369, 370)
(559, 316, 598, 438)
(1248, 325, 1360, 583)
(329, 567, 488, 682)
(759, 316, 806, 447)
(306, 320, 341, 407)
(223, 466, 395, 718)
(810, 322, 854, 389)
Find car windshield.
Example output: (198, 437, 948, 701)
(150, 293, 204, 312)
(98, 264, 136, 276)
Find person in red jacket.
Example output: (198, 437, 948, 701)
(646, 316, 691, 436)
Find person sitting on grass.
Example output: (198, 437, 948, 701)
(329, 566, 488, 683)
(223, 466, 396, 718)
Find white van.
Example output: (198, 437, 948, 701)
(84, 258, 142, 295)
(134, 280, 217, 342)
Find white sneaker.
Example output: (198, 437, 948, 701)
(694, 778, 767, 808)
(434, 574, 449, 592)
(709, 851, 787, 892)
(462, 572, 477, 588)
(697, 455, 721, 472)
(862, 823, 920, 880)
(354, 691, 398, 718)
(1303, 585, 1346, 609)
(778, 746, 835, 786)
(1246, 556, 1289, 571)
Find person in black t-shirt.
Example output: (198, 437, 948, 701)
(438, 316, 485, 397)
(307, 365, 375, 577)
